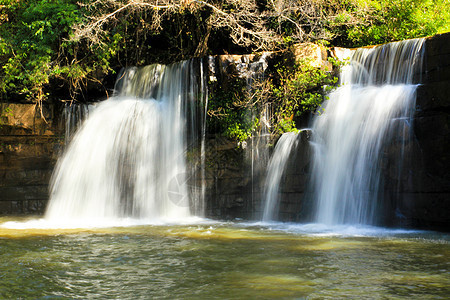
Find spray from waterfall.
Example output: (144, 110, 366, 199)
(310, 38, 424, 226)
(45, 60, 207, 224)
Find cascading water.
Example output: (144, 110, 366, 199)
(310, 38, 424, 226)
(45, 60, 207, 224)
(63, 102, 92, 143)
(262, 132, 299, 221)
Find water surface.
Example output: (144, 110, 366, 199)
(1, 217, 448, 299)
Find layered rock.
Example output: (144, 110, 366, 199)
(0, 103, 64, 214)
(393, 33, 450, 230)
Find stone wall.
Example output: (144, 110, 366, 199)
(0, 103, 64, 214)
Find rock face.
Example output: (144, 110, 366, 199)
(292, 43, 332, 70)
(369, 33, 450, 230)
(0, 103, 64, 214)
(201, 136, 255, 220)
(393, 33, 450, 230)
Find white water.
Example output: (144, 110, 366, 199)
(311, 38, 424, 226)
(45, 61, 206, 224)
(262, 132, 299, 221)
(63, 102, 92, 142)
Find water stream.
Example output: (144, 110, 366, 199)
(262, 132, 299, 221)
(310, 38, 425, 226)
(45, 60, 207, 225)
(63, 102, 92, 143)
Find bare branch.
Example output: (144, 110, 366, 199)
(70, 0, 363, 51)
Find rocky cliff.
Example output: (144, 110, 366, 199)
(394, 33, 450, 230)
(0, 103, 63, 214)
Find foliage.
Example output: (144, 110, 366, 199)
(71, 0, 450, 53)
(207, 76, 258, 142)
(0, 0, 125, 104)
(332, 0, 450, 46)
(263, 55, 341, 134)
(0, 0, 449, 106)
(0, 0, 82, 102)
(207, 53, 342, 142)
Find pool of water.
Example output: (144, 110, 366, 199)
(0, 217, 449, 299)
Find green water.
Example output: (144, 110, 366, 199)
(0, 218, 449, 299)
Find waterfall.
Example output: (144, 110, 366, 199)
(262, 132, 299, 221)
(45, 60, 207, 223)
(310, 38, 424, 226)
(63, 102, 92, 143)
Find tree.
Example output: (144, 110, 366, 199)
(0, 0, 448, 105)
(69, 0, 351, 53)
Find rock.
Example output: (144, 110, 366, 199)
(0, 102, 64, 215)
(292, 43, 332, 70)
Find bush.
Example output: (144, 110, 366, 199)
(206, 53, 341, 142)
(340, 0, 450, 46)
(0, 0, 82, 102)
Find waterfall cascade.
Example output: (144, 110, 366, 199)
(63, 102, 92, 143)
(310, 38, 425, 226)
(45, 60, 207, 224)
(262, 132, 299, 221)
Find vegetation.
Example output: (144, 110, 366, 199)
(0, 0, 121, 106)
(0, 0, 449, 138)
(206, 52, 342, 141)
(263, 55, 341, 134)
(207, 75, 257, 142)
(0, 0, 80, 103)
(330, 0, 450, 46)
